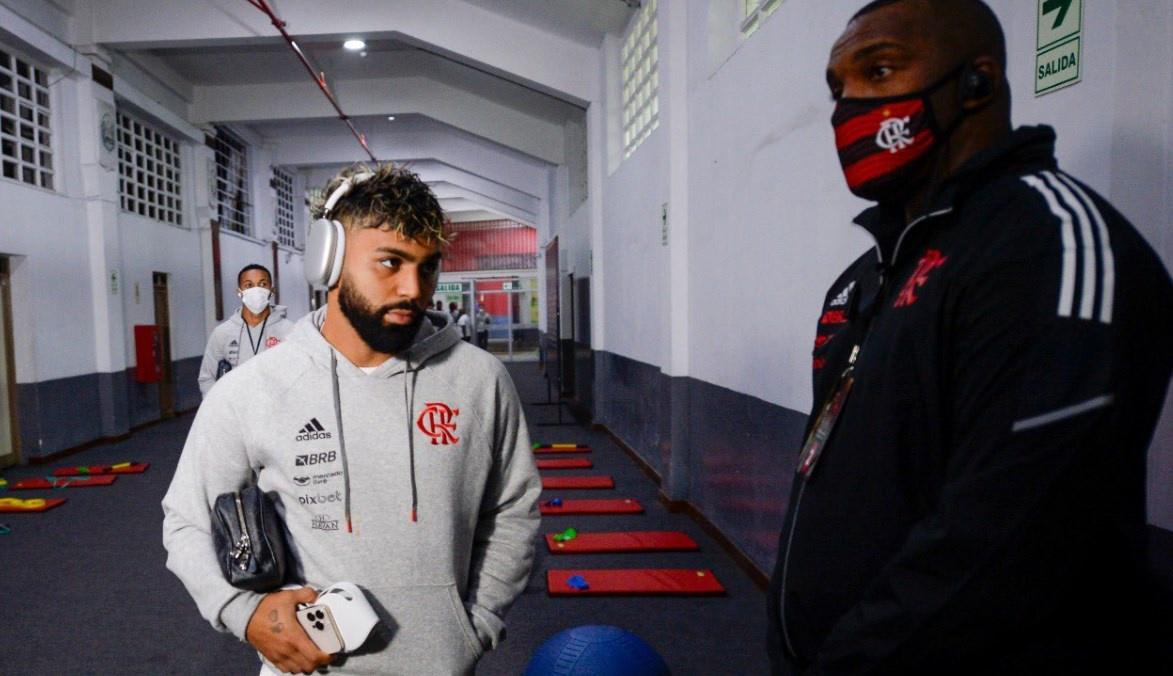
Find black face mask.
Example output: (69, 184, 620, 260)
(831, 64, 969, 203)
(337, 275, 424, 356)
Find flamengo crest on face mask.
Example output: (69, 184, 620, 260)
(832, 64, 970, 201)
(876, 116, 915, 153)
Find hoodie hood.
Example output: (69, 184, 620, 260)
(287, 306, 462, 376)
(226, 303, 289, 327)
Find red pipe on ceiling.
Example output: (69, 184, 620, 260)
(245, 0, 378, 163)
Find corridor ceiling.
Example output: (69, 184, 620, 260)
(74, 0, 634, 225)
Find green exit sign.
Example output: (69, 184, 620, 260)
(1035, 0, 1082, 96)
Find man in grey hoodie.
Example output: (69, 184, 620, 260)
(163, 165, 541, 675)
(196, 264, 297, 398)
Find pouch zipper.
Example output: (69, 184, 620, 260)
(230, 492, 252, 571)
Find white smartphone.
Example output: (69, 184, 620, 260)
(296, 603, 344, 654)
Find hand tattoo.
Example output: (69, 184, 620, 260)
(270, 622, 284, 634)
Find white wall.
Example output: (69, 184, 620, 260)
(600, 125, 670, 367)
(0, 181, 94, 383)
(686, 2, 867, 413)
(275, 247, 311, 322)
(118, 212, 206, 363)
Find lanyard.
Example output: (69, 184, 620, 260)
(796, 268, 889, 480)
(244, 314, 270, 356)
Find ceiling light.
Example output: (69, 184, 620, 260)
(343, 39, 366, 51)
(386, 116, 396, 122)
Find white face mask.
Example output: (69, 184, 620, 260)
(240, 287, 272, 314)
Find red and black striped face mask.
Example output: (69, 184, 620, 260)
(832, 65, 965, 202)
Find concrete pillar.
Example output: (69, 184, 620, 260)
(662, 0, 692, 501)
(74, 50, 130, 437)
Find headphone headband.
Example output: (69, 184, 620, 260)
(322, 171, 375, 219)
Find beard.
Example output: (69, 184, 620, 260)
(337, 275, 424, 356)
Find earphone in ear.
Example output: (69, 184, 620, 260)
(962, 67, 993, 100)
(303, 172, 375, 289)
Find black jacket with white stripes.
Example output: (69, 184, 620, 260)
(768, 126, 1173, 675)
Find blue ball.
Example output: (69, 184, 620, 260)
(525, 625, 670, 676)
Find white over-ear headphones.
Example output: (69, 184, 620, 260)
(304, 172, 375, 289)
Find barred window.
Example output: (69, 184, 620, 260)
(621, 0, 658, 159)
(212, 126, 251, 235)
(117, 112, 182, 225)
(742, 0, 782, 37)
(272, 167, 296, 247)
(0, 46, 53, 190)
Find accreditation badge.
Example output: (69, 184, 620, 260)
(796, 366, 856, 479)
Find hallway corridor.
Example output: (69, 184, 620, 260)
(0, 362, 770, 675)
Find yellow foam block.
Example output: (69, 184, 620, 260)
(0, 497, 46, 509)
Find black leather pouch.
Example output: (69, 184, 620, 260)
(210, 486, 290, 592)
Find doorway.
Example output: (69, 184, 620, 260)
(0, 257, 18, 468)
(474, 277, 539, 363)
(153, 272, 175, 418)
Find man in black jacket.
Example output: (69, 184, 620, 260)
(767, 1, 1173, 673)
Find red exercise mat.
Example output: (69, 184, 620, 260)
(0, 497, 67, 513)
(547, 569, 725, 596)
(546, 531, 699, 554)
(534, 446, 592, 454)
(53, 462, 150, 477)
(536, 458, 594, 470)
(542, 476, 614, 490)
(11, 475, 118, 490)
(540, 499, 643, 515)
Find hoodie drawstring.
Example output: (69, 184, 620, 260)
(404, 356, 419, 523)
(329, 350, 354, 533)
(330, 348, 421, 530)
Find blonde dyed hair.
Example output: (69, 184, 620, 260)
(311, 163, 449, 245)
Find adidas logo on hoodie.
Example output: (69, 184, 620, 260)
(295, 418, 332, 442)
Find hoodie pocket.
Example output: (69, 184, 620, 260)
(362, 583, 483, 673)
(445, 585, 486, 660)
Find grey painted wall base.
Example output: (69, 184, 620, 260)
(592, 350, 807, 572)
(16, 371, 104, 457)
(1150, 524, 1173, 595)
(571, 341, 594, 418)
(593, 351, 672, 478)
(15, 355, 202, 461)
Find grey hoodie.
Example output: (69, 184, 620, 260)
(197, 305, 297, 397)
(163, 307, 541, 675)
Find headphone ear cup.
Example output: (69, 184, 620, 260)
(305, 218, 346, 289)
(326, 220, 345, 288)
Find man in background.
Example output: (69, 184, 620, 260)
(476, 304, 491, 349)
(196, 264, 296, 398)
